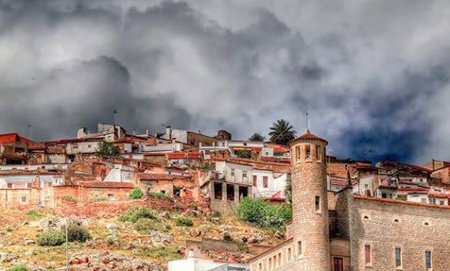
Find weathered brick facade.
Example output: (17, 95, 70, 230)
(350, 195, 450, 270)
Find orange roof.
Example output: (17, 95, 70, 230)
(166, 152, 201, 159)
(0, 133, 37, 145)
(290, 130, 328, 145)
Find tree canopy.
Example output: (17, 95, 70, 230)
(97, 141, 120, 157)
(268, 119, 296, 145)
(248, 133, 265, 141)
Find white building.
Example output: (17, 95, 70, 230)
(168, 258, 249, 271)
(215, 161, 253, 186)
(252, 169, 288, 200)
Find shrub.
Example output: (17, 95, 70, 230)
(149, 191, 168, 199)
(238, 198, 292, 228)
(223, 232, 233, 242)
(212, 211, 221, 218)
(67, 224, 91, 243)
(6, 265, 29, 271)
(97, 141, 120, 157)
(25, 210, 44, 220)
(134, 218, 159, 233)
(119, 206, 156, 223)
(36, 230, 65, 246)
(175, 217, 194, 227)
(60, 195, 77, 203)
(129, 187, 144, 199)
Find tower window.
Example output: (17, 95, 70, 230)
(297, 241, 303, 256)
(288, 247, 292, 260)
(316, 145, 322, 161)
(305, 145, 311, 160)
(395, 247, 402, 268)
(315, 196, 321, 212)
(425, 250, 432, 269)
(365, 244, 372, 265)
(296, 146, 300, 161)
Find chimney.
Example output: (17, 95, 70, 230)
(166, 126, 172, 140)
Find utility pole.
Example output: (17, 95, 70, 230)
(65, 221, 69, 270)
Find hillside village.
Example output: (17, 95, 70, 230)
(1, 123, 450, 271)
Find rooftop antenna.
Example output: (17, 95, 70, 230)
(113, 109, 117, 126)
(305, 109, 309, 131)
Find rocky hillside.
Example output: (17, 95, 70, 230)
(0, 203, 283, 270)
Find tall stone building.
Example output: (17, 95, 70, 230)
(290, 130, 330, 270)
(249, 130, 450, 271)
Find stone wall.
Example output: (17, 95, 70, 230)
(0, 188, 40, 208)
(350, 196, 450, 271)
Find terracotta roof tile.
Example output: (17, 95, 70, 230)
(290, 130, 328, 145)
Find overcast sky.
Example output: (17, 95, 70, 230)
(0, 0, 449, 163)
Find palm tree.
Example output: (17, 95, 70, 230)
(248, 133, 265, 141)
(268, 119, 296, 145)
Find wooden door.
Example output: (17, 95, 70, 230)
(333, 257, 344, 271)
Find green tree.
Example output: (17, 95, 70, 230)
(129, 187, 144, 199)
(268, 119, 296, 145)
(248, 133, 265, 141)
(97, 141, 120, 157)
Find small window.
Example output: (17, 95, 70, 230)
(363, 215, 369, 220)
(394, 219, 399, 223)
(278, 253, 281, 266)
(424, 222, 430, 226)
(253, 175, 257, 186)
(268, 258, 272, 269)
(395, 247, 402, 268)
(243, 171, 248, 178)
(7, 183, 13, 189)
(288, 247, 292, 260)
(263, 176, 268, 188)
(316, 145, 321, 161)
(305, 145, 311, 159)
(258, 262, 262, 271)
(21, 195, 27, 203)
(425, 250, 432, 269)
(297, 241, 303, 256)
(231, 169, 235, 177)
(315, 196, 321, 212)
(27, 183, 31, 188)
(107, 194, 115, 201)
(365, 244, 371, 265)
(243, 142, 247, 146)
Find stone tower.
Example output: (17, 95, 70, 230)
(290, 130, 330, 271)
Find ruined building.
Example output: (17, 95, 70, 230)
(249, 130, 450, 271)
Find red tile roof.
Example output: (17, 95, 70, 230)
(45, 137, 104, 145)
(79, 181, 134, 188)
(166, 152, 201, 159)
(0, 133, 37, 145)
(290, 130, 328, 145)
(429, 193, 450, 199)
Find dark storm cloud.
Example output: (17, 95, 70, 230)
(1, 0, 450, 163)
